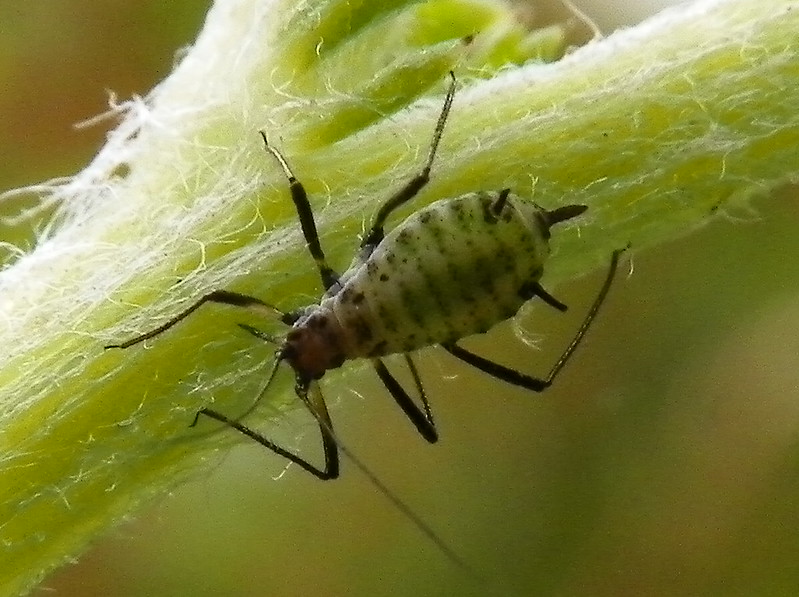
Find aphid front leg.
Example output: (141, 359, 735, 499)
(259, 132, 339, 291)
(444, 247, 627, 392)
(105, 290, 284, 349)
(360, 72, 457, 250)
(372, 354, 437, 443)
(237, 322, 279, 344)
(199, 379, 340, 480)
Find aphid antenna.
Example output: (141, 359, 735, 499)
(303, 388, 479, 579)
(234, 354, 285, 424)
(234, 322, 286, 422)
(259, 132, 292, 180)
(258, 130, 339, 290)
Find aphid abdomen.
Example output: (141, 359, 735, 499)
(330, 191, 556, 357)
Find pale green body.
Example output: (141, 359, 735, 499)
(290, 191, 552, 367)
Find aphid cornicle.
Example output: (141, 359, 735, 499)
(107, 73, 624, 482)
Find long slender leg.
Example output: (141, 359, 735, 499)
(373, 355, 437, 443)
(405, 353, 435, 430)
(260, 132, 339, 290)
(197, 379, 339, 480)
(443, 343, 548, 391)
(360, 72, 457, 249)
(444, 247, 626, 391)
(105, 290, 283, 349)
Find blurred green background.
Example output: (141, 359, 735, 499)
(2, 1, 799, 595)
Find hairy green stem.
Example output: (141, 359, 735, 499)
(0, 0, 797, 593)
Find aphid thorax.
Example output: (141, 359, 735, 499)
(281, 311, 347, 380)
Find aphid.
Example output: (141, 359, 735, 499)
(106, 73, 624, 482)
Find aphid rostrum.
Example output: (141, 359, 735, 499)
(107, 73, 624, 482)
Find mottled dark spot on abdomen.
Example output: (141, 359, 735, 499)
(353, 317, 373, 343)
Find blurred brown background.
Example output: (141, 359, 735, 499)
(3, 1, 799, 595)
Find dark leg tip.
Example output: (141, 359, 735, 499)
(189, 410, 203, 428)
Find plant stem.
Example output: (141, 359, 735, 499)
(0, 0, 796, 593)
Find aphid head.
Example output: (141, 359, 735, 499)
(282, 325, 346, 380)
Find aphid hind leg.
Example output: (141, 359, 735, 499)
(259, 132, 339, 291)
(372, 355, 438, 443)
(360, 72, 456, 249)
(444, 247, 626, 392)
(105, 290, 284, 350)
(197, 379, 340, 480)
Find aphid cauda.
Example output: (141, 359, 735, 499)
(106, 73, 625, 480)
